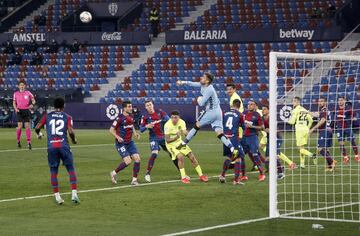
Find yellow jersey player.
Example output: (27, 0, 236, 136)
(288, 97, 316, 168)
(164, 110, 208, 184)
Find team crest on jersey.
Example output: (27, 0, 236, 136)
(106, 104, 119, 120)
(280, 105, 293, 122)
(108, 2, 118, 16)
(24, 95, 28, 99)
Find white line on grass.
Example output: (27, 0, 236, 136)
(160, 217, 272, 236)
(0, 173, 260, 204)
(0, 143, 220, 153)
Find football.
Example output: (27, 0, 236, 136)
(80, 11, 92, 23)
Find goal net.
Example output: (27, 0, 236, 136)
(269, 51, 360, 222)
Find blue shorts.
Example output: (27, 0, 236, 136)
(223, 137, 245, 158)
(318, 130, 333, 148)
(242, 135, 259, 154)
(150, 138, 167, 152)
(265, 138, 282, 157)
(115, 141, 138, 158)
(47, 147, 74, 168)
(336, 129, 354, 142)
(198, 107, 223, 132)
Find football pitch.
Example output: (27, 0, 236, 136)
(0, 128, 359, 236)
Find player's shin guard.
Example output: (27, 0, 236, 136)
(221, 159, 231, 177)
(133, 162, 140, 178)
(65, 165, 77, 190)
(351, 139, 359, 156)
(50, 167, 59, 193)
(320, 149, 333, 167)
(16, 128, 22, 143)
(234, 161, 241, 180)
(217, 134, 234, 152)
(115, 162, 128, 173)
(25, 128, 31, 144)
(184, 126, 200, 143)
(146, 153, 157, 174)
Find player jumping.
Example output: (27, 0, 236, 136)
(13, 81, 36, 149)
(334, 96, 359, 163)
(242, 99, 266, 181)
(176, 73, 237, 157)
(288, 97, 316, 169)
(35, 97, 79, 205)
(164, 110, 208, 184)
(219, 99, 246, 185)
(140, 100, 178, 183)
(262, 105, 285, 179)
(110, 101, 141, 185)
(310, 97, 336, 171)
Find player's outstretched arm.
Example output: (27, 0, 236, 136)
(176, 80, 201, 87)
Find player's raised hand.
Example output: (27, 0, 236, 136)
(176, 80, 183, 86)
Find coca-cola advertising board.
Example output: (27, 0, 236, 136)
(0, 31, 150, 45)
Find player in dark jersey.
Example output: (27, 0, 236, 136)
(219, 99, 246, 185)
(310, 97, 336, 171)
(35, 97, 79, 205)
(140, 100, 178, 183)
(242, 99, 266, 181)
(110, 101, 141, 185)
(334, 96, 359, 163)
(262, 106, 285, 179)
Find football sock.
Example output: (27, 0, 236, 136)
(179, 168, 186, 179)
(351, 139, 359, 155)
(195, 165, 203, 177)
(16, 128, 21, 143)
(300, 153, 305, 166)
(185, 127, 198, 143)
(221, 159, 231, 176)
(234, 161, 241, 179)
(340, 144, 347, 157)
(146, 153, 157, 174)
(251, 153, 264, 174)
(133, 162, 140, 178)
(320, 149, 333, 166)
(25, 128, 31, 144)
(115, 162, 128, 173)
(50, 167, 59, 193)
(240, 156, 246, 176)
(218, 134, 234, 151)
(300, 148, 313, 157)
(65, 165, 77, 190)
(277, 158, 283, 174)
(279, 152, 293, 165)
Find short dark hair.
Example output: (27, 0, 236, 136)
(294, 96, 301, 102)
(338, 96, 346, 100)
(54, 97, 65, 109)
(248, 99, 257, 106)
(204, 72, 214, 84)
(232, 99, 241, 109)
(122, 101, 132, 108)
(226, 83, 236, 89)
(319, 96, 327, 101)
(18, 81, 26, 85)
(171, 110, 180, 116)
(262, 105, 269, 109)
(144, 100, 153, 105)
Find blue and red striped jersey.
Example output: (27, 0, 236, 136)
(140, 109, 169, 139)
(39, 111, 73, 149)
(112, 113, 134, 143)
(243, 110, 263, 137)
(335, 106, 354, 129)
(223, 109, 244, 139)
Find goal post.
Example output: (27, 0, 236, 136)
(269, 51, 360, 222)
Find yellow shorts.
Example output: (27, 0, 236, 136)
(260, 134, 267, 145)
(167, 144, 192, 160)
(296, 130, 309, 147)
(238, 128, 243, 139)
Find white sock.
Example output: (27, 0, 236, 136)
(132, 177, 137, 181)
(112, 170, 116, 176)
(72, 190, 78, 197)
(54, 192, 61, 200)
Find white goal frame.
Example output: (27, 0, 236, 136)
(269, 51, 360, 222)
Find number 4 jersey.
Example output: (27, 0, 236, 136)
(39, 111, 73, 149)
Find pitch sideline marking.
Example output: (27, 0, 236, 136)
(0, 173, 261, 204)
(0, 143, 220, 153)
(160, 217, 272, 236)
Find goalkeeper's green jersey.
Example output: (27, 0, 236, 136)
(288, 105, 313, 130)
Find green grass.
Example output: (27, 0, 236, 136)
(0, 128, 359, 236)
